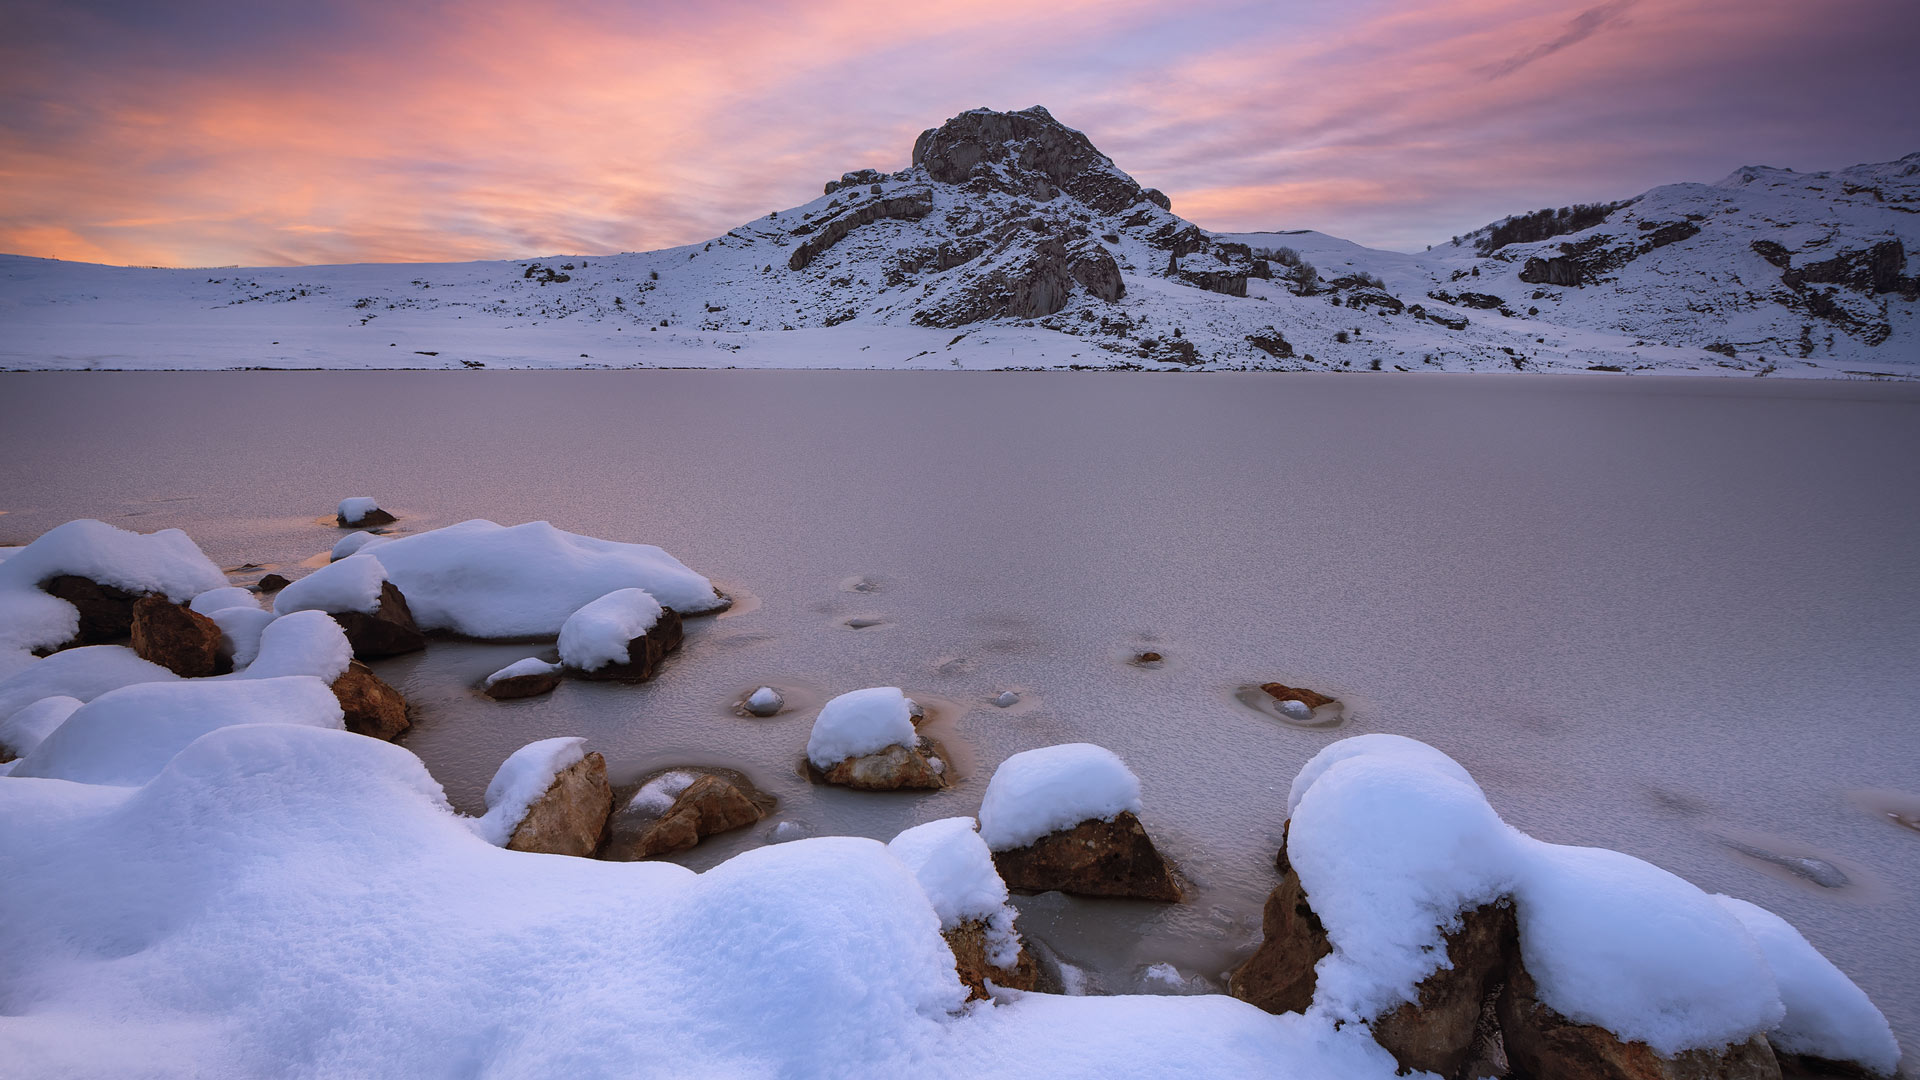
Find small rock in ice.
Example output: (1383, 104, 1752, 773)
(1278, 699, 1314, 721)
(744, 686, 783, 716)
(335, 497, 394, 528)
(993, 691, 1019, 708)
(769, 820, 811, 843)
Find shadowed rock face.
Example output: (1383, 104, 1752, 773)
(332, 659, 410, 741)
(911, 105, 1152, 215)
(330, 581, 426, 660)
(1499, 965, 1782, 1080)
(43, 575, 147, 646)
(991, 811, 1182, 902)
(130, 595, 227, 677)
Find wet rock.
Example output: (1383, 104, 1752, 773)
(991, 810, 1182, 901)
(506, 751, 613, 858)
(944, 918, 1041, 999)
(1260, 682, 1338, 711)
(256, 573, 291, 592)
(43, 575, 147, 645)
(1499, 963, 1782, 1080)
(818, 737, 950, 791)
(130, 594, 228, 677)
(568, 607, 683, 682)
(634, 774, 770, 857)
(743, 686, 784, 716)
(330, 580, 427, 660)
(331, 659, 411, 741)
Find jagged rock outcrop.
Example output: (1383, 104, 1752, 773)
(42, 575, 147, 646)
(506, 752, 613, 857)
(991, 811, 1182, 901)
(329, 580, 426, 660)
(789, 189, 934, 271)
(911, 105, 1159, 215)
(130, 595, 227, 677)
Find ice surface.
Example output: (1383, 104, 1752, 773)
(484, 657, 561, 687)
(1713, 895, 1902, 1075)
(557, 588, 664, 672)
(273, 553, 389, 616)
(325, 519, 723, 637)
(0, 695, 83, 758)
(806, 686, 917, 769)
(337, 497, 382, 524)
(978, 743, 1144, 851)
(0, 519, 226, 666)
(7, 676, 343, 786)
(469, 736, 589, 846)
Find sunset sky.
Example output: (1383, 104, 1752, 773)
(3, 0, 1915, 268)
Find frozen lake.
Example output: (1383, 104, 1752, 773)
(3, 370, 1916, 1054)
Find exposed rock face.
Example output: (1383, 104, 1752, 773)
(788, 189, 934, 271)
(634, 774, 769, 857)
(1371, 903, 1517, 1078)
(43, 575, 146, 645)
(1068, 239, 1125, 302)
(1140, 187, 1172, 212)
(912, 105, 1149, 214)
(130, 595, 227, 677)
(335, 507, 395, 528)
(818, 737, 950, 791)
(1247, 329, 1295, 359)
(484, 668, 561, 700)
(506, 751, 613, 858)
(1178, 268, 1248, 297)
(256, 573, 291, 592)
(944, 918, 1041, 1000)
(569, 606, 683, 682)
(1227, 851, 1329, 1014)
(1520, 255, 1585, 287)
(991, 811, 1182, 901)
(823, 168, 887, 195)
(1499, 964, 1782, 1080)
(1260, 682, 1337, 711)
(332, 659, 410, 741)
(329, 580, 426, 660)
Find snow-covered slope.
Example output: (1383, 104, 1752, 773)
(1, 107, 1914, 377)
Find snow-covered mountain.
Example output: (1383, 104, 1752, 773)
(2, 106, 1915, 376)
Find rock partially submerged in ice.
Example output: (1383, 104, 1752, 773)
(0, 520, 226, 666)
(0, 644, 178, 722)
(275, 554, 390, 617)
(330, 519, 724, 637)
(0, 695, 83, 759)
(470, 737, 610, 855)
(331, 530, 388, 561)
(335, 497, 394, 527)
(129, 595, 227, 678)
(482, 657, 562, 700)
(558, 588, 664, 672)
(629, 772, 770, 857)
(8, 676, 343, 786)
(806, 686, 919, 769)
(1713, 895, 1901, 1076)
(744, 685, 784, 716)
(978, 742, 1144, 850)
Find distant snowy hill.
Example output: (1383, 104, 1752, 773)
(2, 106, 1915, 376)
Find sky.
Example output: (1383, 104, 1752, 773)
(2, 0, 1916, 267)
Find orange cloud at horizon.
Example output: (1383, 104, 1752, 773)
(1, 0, 1914, 267)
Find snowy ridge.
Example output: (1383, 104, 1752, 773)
(2, 108, 1912, 377)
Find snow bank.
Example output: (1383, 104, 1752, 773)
(0, 645, 178, 721)
(806, 686, 917, 769)
(556, 589, 663, 672)
(189, 586, 258, 615)
(235, 610, 353, 682)
(1713, 896, 1901, 1075)
(0, 520, 226, 666)
(206, 605, 275, 668)
(0, 695, 83, 758)
(469, 737, 588, 846)
(484, 657, 561, 687)
(274, 554, 389, 616)
(978, 743, 1144, 850)
(8, 676, 343, 786)
(889, 817, 1010, 929)
(337, 497, 383, 524)
(316, 519, 723, 638)
(331, 530, 389, 561)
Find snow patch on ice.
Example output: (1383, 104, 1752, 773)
(806, 686, 917, 769)
(470, 737, 588, 846)
(978, 743, 1144, 851)
(557, 588, 663, 672)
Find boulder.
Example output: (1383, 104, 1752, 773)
(569, 606, 683, 682)
(1067, 239, 1125, 302)
(1228, 848, 1329, 1014)
(911, 105, 1147, 215)
(336, 507, 395, 528)
(330, 581, 426, 660)
(331, 659, 410, 741)
(818, 737, 950, 791)
(634, 774, 769, 857)
(255, 573, 292, 592)
(42, 575, 147, 645)
(1260, 682, 1338, 711)
(1499, 963, 1782, 1080)
(991, 810, 1182, 901)
(1140, 187, 1172, 212)
(484, 668, 561, 701)
(129, 594, 228, 677)
(506, 751, 613, 858)
(944, 918, 1041, 1000)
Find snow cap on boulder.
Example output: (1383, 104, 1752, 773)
(470, 737, 590, 847)
(558, 589, 664, 672)
(978, 742, 1144, 850)
(806, 687, 918, 769)
(275, 554, 390, 617)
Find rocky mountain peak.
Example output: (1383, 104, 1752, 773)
(909, 105, 1169, 215)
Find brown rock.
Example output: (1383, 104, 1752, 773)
(818, 738, 950, 791)
(483, 668, 561, 700)
(1372, 902, 1517, 1077)
(130, 595, 228, 677)
(1229, 852, 1329, 1014)
(1499, 963, 1782, 1080)
(635, 774, 768, 857)
(944, 917, 1041, 1000)
(506, 751, 613, 858)
(1261, 682, 1337, 710)
(1135, 651, 1163, 664)
(335, 507, 396, 527)
(992, 810, 1182, 901)
(331, 659, 411, 741)
(42, 575, 148, 645)
(330, 581, 426, 660)
(570, 607, 683, 682)
(256, 573, 292, 592)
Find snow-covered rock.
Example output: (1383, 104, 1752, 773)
(978, 742, 1144, 850)
(557, 588, 666, 674)
(0, 695, 83, 760)
(272, 555, 425, 659)
(0, 644, 178, 723)
(235, 610, 354, 682)
(806, 687, 918, 770)
(470, 737, 610, 856)
(204, 604, 274, 668)
(7, 676, 344, 786)
(744, 685, 783, 716)
(330, 530, 388, 561)
(481, 657, 562, 700)
(335, 497, 394, 527)
(189, 586, 258, 616)
(0, 520, 226, 666)
(889, 817, 1036, 999)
